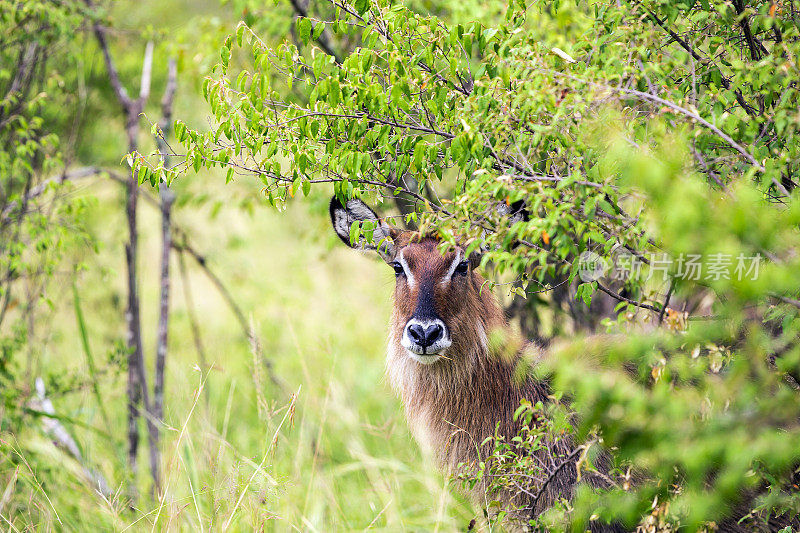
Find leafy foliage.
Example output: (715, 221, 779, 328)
(0, 0, 89, 399)
(163, 0, 800, 528)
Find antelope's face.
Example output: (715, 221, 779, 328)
(389, 240, 473, 364)
(330, 197, 481, 365)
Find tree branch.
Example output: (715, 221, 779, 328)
(658, 278, 676, 324)
(139, 41, 154, 102)
(596, 281, 663, 314)
(0, 166, 103, 222)
(772, 293, 800, 310)
(733, 0, 768, 61)
(154, 58, 177, 438)
(637, 1, 758, 117)
(85, 0, 132, 110)
(548, 70, 770, 176)
(86, 2, 160, 493)
(530, 445, 584, 512)
(173, 240, 287, 394)
(288, 0, 343, 64)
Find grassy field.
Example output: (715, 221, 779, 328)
(0, 1, 480, 529)
(3, 175, 478, 531)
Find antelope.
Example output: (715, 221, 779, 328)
(329, 197, 620, 531)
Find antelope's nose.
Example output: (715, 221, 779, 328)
(407, 323, 443, 348)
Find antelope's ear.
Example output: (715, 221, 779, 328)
(470, 199, 531, 267)
(329, 197, 397, 261)
(496, 199, 529, 224)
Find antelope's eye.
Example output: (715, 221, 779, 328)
(391, 262, 405, 277)
(454, 260, 469, 276)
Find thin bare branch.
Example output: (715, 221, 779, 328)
(154, 58, 177, 430)
(85, 0, 132, 110)
(635, 0, 758, 118)
(548, 70, 768, 175)
(530, 445, 585, 511)
(596, 281, 663, 314)
(174, 240, 287, 395)
(772, 293, 800, 310)
(0, 166, 103, 222)
(139, 41, 154, 102)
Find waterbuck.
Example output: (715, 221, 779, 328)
(329, 197, 620, 531)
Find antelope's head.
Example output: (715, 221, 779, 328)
(330, 197, 500, 366)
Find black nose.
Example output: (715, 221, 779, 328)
(407, 323, 444, 348)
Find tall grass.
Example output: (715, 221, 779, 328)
(0, 0, 478, 525)
(0, 188, 476, 531)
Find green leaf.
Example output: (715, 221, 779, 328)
(349, 221, 360, 246)
(312, 21, 325, 41)
(297, 18, 312, 46)
(236, 23, 246, 47)
(354, 0, 369, 15)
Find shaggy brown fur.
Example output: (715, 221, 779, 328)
(384, 237, 614, 525)
(383, 238, 798, 533)
(330, 198, 800, 532)
(329, 197, 621, 529)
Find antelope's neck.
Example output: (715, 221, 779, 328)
(386, 310, 545, 468)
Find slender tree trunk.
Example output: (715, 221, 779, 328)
(154, 58, 177, 431)
(153, 192, 172, 422)
(124, 100, 161, 493)
(88, 7, 162, 493)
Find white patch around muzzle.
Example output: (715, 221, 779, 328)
(401, 318, 452, 364)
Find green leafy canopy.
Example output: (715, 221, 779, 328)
(157, 0, 800, 528)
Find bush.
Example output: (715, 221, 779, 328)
(161, 0, 800, 529)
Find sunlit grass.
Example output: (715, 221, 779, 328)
(0, 0, 477, 525)
(0, 182, 476, 531)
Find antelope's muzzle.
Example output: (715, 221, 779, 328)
(401, 318, 452, 363)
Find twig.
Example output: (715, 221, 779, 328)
(658, 278, 675, 324)
(772, 294, 800, 310)
(0, 166, 102, 223)
(88, 11, 131, 109)
(530, 445, 584, 511)
(596, 281, 662, 314)
(174, 241, 287, 394)
(30, 378, 112, 498)
(624, 87, 765, 172)
(548, 70, 769, 175)
(287, 0, 343, 64)
(635, 0, 758, 117)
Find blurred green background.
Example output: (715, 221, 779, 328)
(0, 0, 477, 529)
(6, 0, 800, 529)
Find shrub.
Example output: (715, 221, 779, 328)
(160, 0, 800, 528)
